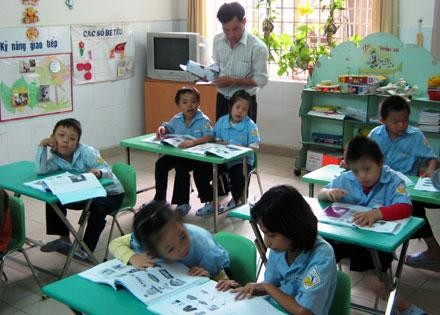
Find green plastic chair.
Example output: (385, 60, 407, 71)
(329, 270, 351, 315)
(103, 162, 137, 261)
(0, 196, 42, 288)
(214, 232, 257, 286)
(248, 151, 263, 196)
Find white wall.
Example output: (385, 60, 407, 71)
(0, 0, 186, 164)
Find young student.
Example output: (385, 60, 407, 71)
(318, 135, 426, 315)
(217, 185, 336, 315)
(154, 86, 215, 216)
(109, 201, 230, 280)
(369, 95, 440, 269)
(0, 189, 12, 253)
(196, 90, 260, 216)
(36, 118, 124, 262)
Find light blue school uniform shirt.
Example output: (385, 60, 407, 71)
(369, 125, 437, 176)
(130, 223, 229, 277)
(264, 236, 337, 315)
(212, 30, 269, 98)
(214, 114, 260, 167)
(325, 165, 411, 208)
(162, 109, 213, 138)
(35, 143, 123, 195)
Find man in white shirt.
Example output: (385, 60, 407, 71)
(212, 2, 269, 122)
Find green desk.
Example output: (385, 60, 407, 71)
(120, 134, 254, 232)
(301, 164, 440, 205)
(43, 274, 150, 314)
(0, 161, 112, 278)
(228, 200, 424, 315)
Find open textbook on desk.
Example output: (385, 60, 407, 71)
(184, 143, 253, 159)
(24, 172, 106, 205)
(79, 259, 283, 315)
(316, 202, 409, 235)
(141, 134, 196, 148)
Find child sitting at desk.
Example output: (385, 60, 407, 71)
(217, 185, 336, 315)
(109, 201, 231, 281)
(0, 189, 12, 253)
(154, 86, 215, 216)
(196, 90, 260, 216)
(318, 135, 426, 315)
(369, 95, 440, 269)
(36, 118, 124, 262)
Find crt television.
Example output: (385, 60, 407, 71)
(146, 32, 204, 82)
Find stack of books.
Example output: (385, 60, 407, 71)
(418, 110, 440, 133)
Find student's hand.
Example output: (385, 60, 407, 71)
(187, 266, 210, 277)
(232, 282, 264, 300)
(128, 253, 155, 269)
(213, 76, 236, 88)
(326, 188, 348, 202)
(216, 279, 240, 291)
(89, 168, 102, 179)
(178, 139, 195, 148)
(40, 135, 57, 148)
(353, 209, 383, 227)
(156, 126, 166, 139)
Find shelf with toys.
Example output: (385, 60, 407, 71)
(294, 32, 440, 176)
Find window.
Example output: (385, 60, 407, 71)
(206, 0, 373, 79)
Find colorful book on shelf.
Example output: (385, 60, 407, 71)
(184, 143, 252, 159)
(79, 259, 283, 315)
(307, 109, 345, 120)
(315, 202, 409, 235)
(24, 172, 107, 205)
(142, 134, 196, 148)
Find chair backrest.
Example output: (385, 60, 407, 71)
(7, 196, 26, 251)
(329, 270, 351, 315)
(214, 232, 256, 286)
(112, 162, 137, 210)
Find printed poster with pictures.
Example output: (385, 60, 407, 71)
(71, 23, 135, 84)
(0, 26, 72, 121)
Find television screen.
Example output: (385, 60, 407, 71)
(154, 37, 189, 71)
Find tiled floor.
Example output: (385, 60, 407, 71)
(0, 150, 439, 314)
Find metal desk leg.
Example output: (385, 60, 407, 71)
(249, 219, 267, 265)
(126, 147, 131, 165)
(213, 164, 218, 233)
(243, 156, 248, 203)
(309, 183, 314, 197)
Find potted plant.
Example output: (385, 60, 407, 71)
(321, 0, 346, 47)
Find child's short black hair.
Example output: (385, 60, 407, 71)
(217, 2, 245, 24)
(379, 95, 411, 119)
(133, 201, 179, 256)
(345, 135, 384, 165)
(228, 90, 253, 117)
(174, 87, 200, 105)
(53, 118, 82, 140)
(251, 185, 317, 252)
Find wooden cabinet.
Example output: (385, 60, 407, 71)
(144, 79, 217, 133)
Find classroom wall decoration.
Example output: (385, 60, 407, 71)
(71, 23, 135, 84)
(0, 26, 72, 122)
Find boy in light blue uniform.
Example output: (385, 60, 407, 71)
(318, 136, 425, 315)
(196, 90, 259, 216)
(36, 118, 124, 262)
(154, 87, 215, 216)
(369, 95, 440, 269)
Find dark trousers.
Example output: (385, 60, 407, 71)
(219, 163, 251, 203)
(45, 193, 124, 252)
(411, 200, 436, 239)
(216, 92, 258, 122)
(154, 155, 213, 205)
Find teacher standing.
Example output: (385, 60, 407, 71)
(212, 2, 269, 122)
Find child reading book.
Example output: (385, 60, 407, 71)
(109, 201, 231, 281)
(36, 118, 124, 262)
(154, 86, 215, 216)
(196, 90, 260, 216)
(217, 185, 337, 315)
(0, 189, 12, 253)
(369, 95, 440, 270)
(318, 135, 426, 315)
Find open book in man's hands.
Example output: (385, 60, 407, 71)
(179, 60, 219, 82)
(184, 143, 252, 159)
(317, 202, 409, 234)
(141, 134, 196, 148)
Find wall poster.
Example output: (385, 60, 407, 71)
(0, 26, 72, 122)
(71, 23, 135, 84)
